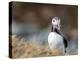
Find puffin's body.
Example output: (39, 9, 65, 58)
(48, 17, 68, 55)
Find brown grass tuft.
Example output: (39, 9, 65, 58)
(10, 35, 63, 58)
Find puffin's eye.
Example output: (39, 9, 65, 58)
(53, 20, 55, 22)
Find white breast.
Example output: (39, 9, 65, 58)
(48, 32, 65, 53)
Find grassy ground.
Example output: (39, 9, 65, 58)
(10, 35, 64, 58)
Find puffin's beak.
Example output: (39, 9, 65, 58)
(57, 24, 61, 30)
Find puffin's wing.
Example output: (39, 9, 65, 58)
(56, 30, 68, 48)
(63, 37, 68, 48)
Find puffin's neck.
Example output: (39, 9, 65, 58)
(51, 25, 60, 34)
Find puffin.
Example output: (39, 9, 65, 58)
(48, 17, 68, 55)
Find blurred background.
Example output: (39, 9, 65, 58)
(9, 2, 78, 58)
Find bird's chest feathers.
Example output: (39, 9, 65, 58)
(48, 32, 63, 45)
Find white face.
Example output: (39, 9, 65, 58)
(52, 17, 61, 30)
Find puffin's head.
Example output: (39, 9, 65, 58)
(52, 17, 61, 30)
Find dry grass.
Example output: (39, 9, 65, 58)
(10, 35, 63, 58)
